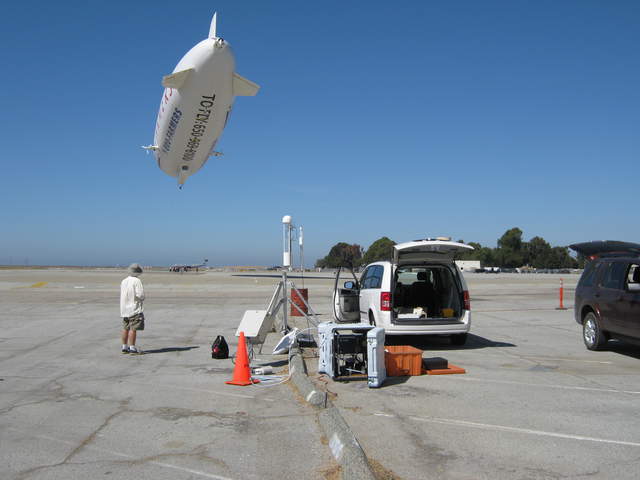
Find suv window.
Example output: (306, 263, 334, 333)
(361, 265, 383, 289)
(627, 264, 640, 287)
(579, 262, 597, 287)
(600, 262, 627, 290)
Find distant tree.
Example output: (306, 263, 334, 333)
(476, 247, 496, 266)
(315, 242, 364, 268)
(315, 231, 579, 270)
(496, 227, 525, 267)
(498, 228, 523, 251)
(361, 237, 396, 265)
(546, 246, 578, 269)
(526, 236, 552, 268)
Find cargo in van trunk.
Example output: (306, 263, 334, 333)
(392, 265, 463, 324)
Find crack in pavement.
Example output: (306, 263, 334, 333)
(8, 427, 234, 480)
(13, 397, 131, 480)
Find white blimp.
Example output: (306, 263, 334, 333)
(143, 13, 259, 186)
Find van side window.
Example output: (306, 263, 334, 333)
(369, 265, 383, 289)
(360, 268, 372, 289)
(362, 265, 383, 289)
(600, 262, 626, 290)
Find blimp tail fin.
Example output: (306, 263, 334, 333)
(232, 72, 260, 96)
(209, 12, 217, 39)
(162, 68, 194, 89)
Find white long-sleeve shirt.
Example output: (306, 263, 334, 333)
(120, 276, 145, 317)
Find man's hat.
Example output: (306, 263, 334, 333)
(128, 263, 143, 277)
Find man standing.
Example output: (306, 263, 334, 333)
(120, 263, 145, 355)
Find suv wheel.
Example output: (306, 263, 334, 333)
(450, 333, 468, 346)
(583, 312, 606, 351)
(368, 312, 376, 326)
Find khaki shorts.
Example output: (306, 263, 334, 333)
(122, 313, 145, 331)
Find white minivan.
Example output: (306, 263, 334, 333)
(333, 238, 473, 345)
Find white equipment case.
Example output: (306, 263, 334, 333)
(318, 322, 386, 388)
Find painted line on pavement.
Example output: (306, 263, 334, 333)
(452, 351, 613, 364)
(474, 307, 574, 312)
(520, 356, 612, 364)
(408, 415, 640, 448)
(451, 376, 640, 395)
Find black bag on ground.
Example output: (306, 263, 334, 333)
(211, 335, 229, 359)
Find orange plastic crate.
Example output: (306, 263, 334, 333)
(384, 345, 423, 376)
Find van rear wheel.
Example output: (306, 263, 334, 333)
(368, 312, 376, 326)
(450, 333, 468, 346)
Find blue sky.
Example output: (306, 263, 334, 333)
(1, 1, 638, 266)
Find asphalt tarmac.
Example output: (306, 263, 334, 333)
(2, 269, 640, 480)
(0, 269, 336, 480)
(307, 272, 640, 480)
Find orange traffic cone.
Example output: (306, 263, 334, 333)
(226, 331, 260, 386)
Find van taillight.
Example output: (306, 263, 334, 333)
(381, 292, 392, 311)
(463, 290, 470, 310)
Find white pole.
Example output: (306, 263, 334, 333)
(299, 226, 304, 272)
(288, 224, 293, 272)
(281, 215, 292, 331)
(299, 226, 304, 288)
(282, 215, 292, 269)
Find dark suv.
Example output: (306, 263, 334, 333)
(570, 241, 640, 350)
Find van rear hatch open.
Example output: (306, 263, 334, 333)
(391, 240, 473, 325)
(393, 240, 474, 265)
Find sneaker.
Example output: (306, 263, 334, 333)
(122, 347, 129, 354)
(129, 347, 143, 355)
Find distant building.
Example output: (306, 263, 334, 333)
(456, 260, 481, 272)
